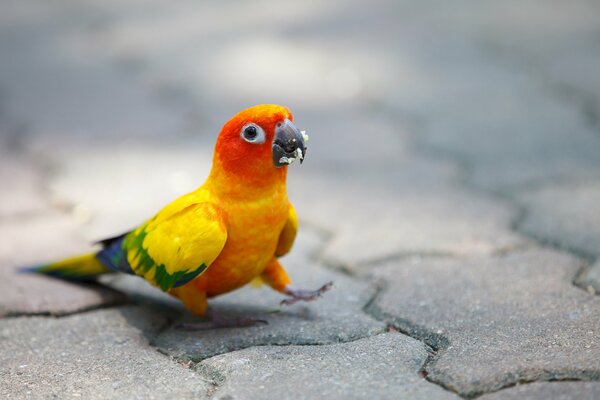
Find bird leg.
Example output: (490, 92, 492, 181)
(170, 287, 267, 330)
(261, 258, 333, 306)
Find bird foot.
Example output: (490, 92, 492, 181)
(281, 281, 333, 306)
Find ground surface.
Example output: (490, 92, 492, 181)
(1, 1, 600, 399)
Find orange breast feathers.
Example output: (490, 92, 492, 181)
(196, 190, 291, 296)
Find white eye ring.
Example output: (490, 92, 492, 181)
(240, 123, 266, 144)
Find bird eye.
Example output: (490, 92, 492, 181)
(240, 123, 266, 144)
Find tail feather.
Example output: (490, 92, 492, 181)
(21, 253, 112, 281)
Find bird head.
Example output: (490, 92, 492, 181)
(211, 104, 308, 188)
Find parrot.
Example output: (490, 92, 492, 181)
(26, 104, 332, 327)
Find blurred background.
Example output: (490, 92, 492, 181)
(1, 0, 599, 270)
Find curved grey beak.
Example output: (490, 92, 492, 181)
(272, 119, 307, 167)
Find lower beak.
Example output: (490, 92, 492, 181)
(272, 119, 307, 167)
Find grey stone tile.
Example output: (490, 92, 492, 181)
(517, 181, 600, 257)
(286, 107, 415, 172)
(101, 274, 185, 316)
(580, 261, 600, 295)
(368, 249, 600, 397)
(153, 228, 385, 362)
(2, 0, 600, 398)
(0, 1, 184, 140)
(366, 2, 600, 193)
(0, 212, 126, 316)
(40, 139, 213, 240)
(198, 333, 459, 400)
(291, 173, 527, 269)
(405, 57, 600, 193)
(0, 260, 125, 317)
(0, 211, 92, 264)
(81, 0, 365, 110)
(473, 1, 600, 122)
(0, 306, 211, 399)
(479, 381, 600, 400)
(0, 156, 47, 219)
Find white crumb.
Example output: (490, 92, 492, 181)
(279, 156, 296, 165)
(301, 130, 309, 142)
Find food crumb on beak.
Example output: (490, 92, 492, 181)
(301, 130, 309, 143)
(278, 156, 296, 165)
(279, 147, 304, 165)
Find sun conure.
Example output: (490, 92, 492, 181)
(27, 104, 331, 322)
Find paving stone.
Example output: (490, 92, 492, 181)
(287, 107, 415, 172)
(0, 1, 185, 140)
(580, 261, 600, 295)
(41, 139, 213, 240)
(0, 155, 48, 219)
(478, 381, 600, 400)
(0, 261, 125, 317)
(0, 306, 211, 399)
(198, 333, 459, 400)
(472, 1, 600, 126)
(410, 63, 600, 193)
(0, 211, 93, 264)
(83, 0, 363, 109)
(153, 228, 385, 362)
(368, 249, 600, 398)
(0, 212, 126, 316)
(0, 111, 48, 218)
(23, 0, 599, 197)
(285, 105, 461, 191)
(517, 181, 600, 257)
(2, 0, 600, 398)
(100, 272, 186, 318)
(362, 2, 600, 193)
(291, 173, 527, 270)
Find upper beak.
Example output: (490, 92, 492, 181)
(272, 119, 308, 167)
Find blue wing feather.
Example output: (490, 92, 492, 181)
(96, 235, 134, 274)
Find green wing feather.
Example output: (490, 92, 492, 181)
(123, 202, 228, 291)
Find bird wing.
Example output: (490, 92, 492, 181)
(122, 202, 228, 291)
(275, 202, 298, 257)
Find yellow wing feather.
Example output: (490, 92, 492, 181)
(144, 203, 227, 274)
(125, 198, 228, 291)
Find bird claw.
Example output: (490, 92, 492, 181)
(280, 281, 334, 306)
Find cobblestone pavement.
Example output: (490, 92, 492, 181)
(1, 1, 600, 399)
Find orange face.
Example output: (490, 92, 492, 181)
(212, 105, 307, 187)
